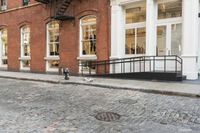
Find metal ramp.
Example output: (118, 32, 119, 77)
(79, 55, 186, 81)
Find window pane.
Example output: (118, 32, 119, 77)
(48, 60, 59, 69)
(157, 26, 167, 55)
(80, 61, 96, 74)
(2, 59, 7, 65)
(125, 29, 135, 54)
(23, 45, 30, 56)
(48, 21, 59, 56)
(23, 0, 30, 6)
(82, 16, 96, 24)
(48, 21, 59, 29)
(49, 30, 59, 43)
(22, 60, 30, 68)
(125, 28, 146, 55)
(81, 16, 96, 55)
(126, 3, 146, 24)
(158, 0, 182, 19)
(137, 28, 146, 54)
(1, 0, 6, 6)
(21, 26, 30, 57)
(49, 43, 59, 56)
(171, 24, 182, 56)
(1, 29, 7, 57)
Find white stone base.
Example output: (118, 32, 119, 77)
(182, 56, 198, 80)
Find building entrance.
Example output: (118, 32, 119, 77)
(157, 23, 182, 56)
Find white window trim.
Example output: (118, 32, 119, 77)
(157, 17, 182, 25)
(45, 21, 60, 72)
(20, 26, 31, 71)
(0, 29, 7, 68)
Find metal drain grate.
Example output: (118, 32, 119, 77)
(95, 112, 121, 122)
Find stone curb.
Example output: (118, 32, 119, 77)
(0, 75, 200, 98)
(0, 76, 60, 84)
(60, 82, 200, 98)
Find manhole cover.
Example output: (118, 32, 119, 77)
(95, 112, 121, 122)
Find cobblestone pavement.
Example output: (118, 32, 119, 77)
(0, 78, 200, 133)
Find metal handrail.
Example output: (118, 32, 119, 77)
(79, 55, 183, 76)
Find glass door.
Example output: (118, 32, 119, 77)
(157, 23, 182, 56)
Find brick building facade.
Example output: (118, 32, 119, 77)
(0, 0, 110, 75)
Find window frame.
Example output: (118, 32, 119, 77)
(124, 2, 146, 56)
(0, 28, 8, 68)
(79, 15, 97, 58)
(45, 21, 60, 72)
(20, 26, 31, 70)
(156, 0, 183, 56)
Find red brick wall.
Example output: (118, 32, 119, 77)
(60, 0, 111, 75)
(7, 0, 37, 9)
(0, 0, 111, 75)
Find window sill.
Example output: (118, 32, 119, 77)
(0, 65, 7, 69)
(1, 56, 7, 60)
(46, 68, 59, 72)
(44, 56, 60, 60)
(77, 55, 97, 61)
(19, 57, 31, 60)
(20, 68, 30, 71)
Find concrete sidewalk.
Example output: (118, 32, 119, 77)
(0, 71, 200, 98)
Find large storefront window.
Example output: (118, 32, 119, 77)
(46, 21, 60, 71)
(158, 0, 182, 19)
(125, 2, 146, 55)
(0, 28, 7, 67)
(20, 26, 30, 70)
(80, 16, 96, 56)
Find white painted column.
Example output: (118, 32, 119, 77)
(146, 0, 157, 56)
(110, 4, 124, 59)
(182, 0, 199, 80)
(0, 31, 2, 66)
(198, 3, 200, 74)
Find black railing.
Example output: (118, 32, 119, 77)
(79, 55, 183, 77)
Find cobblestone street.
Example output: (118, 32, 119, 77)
(0, 78, 200, 133)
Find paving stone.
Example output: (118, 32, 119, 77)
(0, 78, 200, 132)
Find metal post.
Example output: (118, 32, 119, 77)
(104, 61, 107, 74)
(153, 56, 155, 72)
(144, 56, 145, 72)
(175, 56, 177, 73)
(89, 61, 91, 75)
(164, 56, 166, 72)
